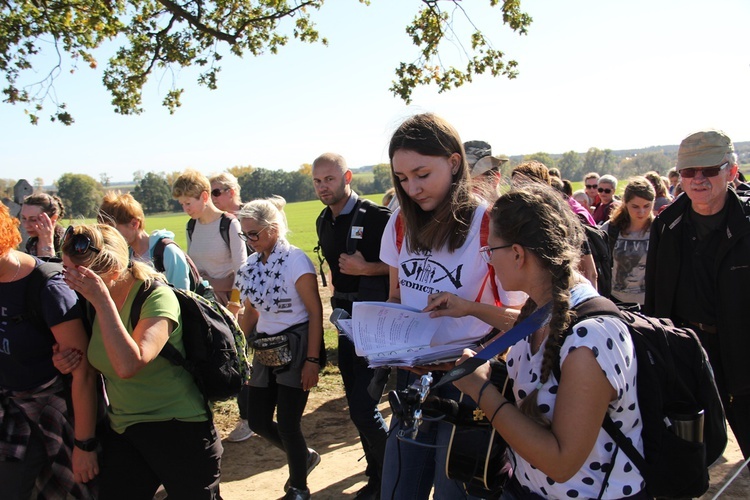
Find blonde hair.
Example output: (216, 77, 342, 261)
(98, 192, 145, 228)
(209, 172, 242, 202)
(61, 224, 161, 284)
(172, 169, 210, 199)
(237, 195, 289, 240)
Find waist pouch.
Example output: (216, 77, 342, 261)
(252, 334, 292, 367)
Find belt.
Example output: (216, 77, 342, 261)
(685, 321, 718, 335)
(332, 290, 358, 302)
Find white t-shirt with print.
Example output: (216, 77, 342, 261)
(506, 315, 645, 499)
(380, 205, 526, 345)
(236, 246, 315, 335)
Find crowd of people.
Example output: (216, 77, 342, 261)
(1, 117, 748, 499)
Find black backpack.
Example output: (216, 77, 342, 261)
(130, 280, 250, 402)
(581, 223, 613, 298)
(558, 296, 727, 498)
(186, 212, 233, 248)
(151, 237, 214, 299)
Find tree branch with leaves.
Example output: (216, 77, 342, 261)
(1, 0, 531, 124)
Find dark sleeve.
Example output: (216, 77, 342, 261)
(643, 219, 662, 316)
(40, 274, 83, 328)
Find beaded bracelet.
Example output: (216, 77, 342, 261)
(490, 400, 513, 424)
(476, 380, 493, 406)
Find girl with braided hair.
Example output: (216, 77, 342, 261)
(426, 184, 646, 499)
(21, 193, 66, 258)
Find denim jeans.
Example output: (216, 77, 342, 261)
(380, 369, 481, 500)
(338, 335, 389, 485)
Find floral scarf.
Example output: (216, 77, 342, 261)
(236, 238, 293, 313)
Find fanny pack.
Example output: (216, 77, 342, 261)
(252, 334, 292, 367)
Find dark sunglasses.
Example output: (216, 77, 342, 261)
(679, 162, 729, 179)
(63, 226, 101, 254)
(598, 187, 613, 194)
(211, 188, 229, 197)
(585, 184, 598, 189)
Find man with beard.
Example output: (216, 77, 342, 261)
(312, 153, 391, 499)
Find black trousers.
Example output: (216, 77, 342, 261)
(99, 419, 222, 500)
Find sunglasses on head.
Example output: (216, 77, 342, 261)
(211, 188, 229, 197)
(598, 187, 613, 194)
(586, 184, 598, 189)
(679, 162, 729, 179)
(63, 226, 101, 255)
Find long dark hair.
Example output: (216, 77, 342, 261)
(388, 113, 477, 253)
(608, 177, 655, 233)
(491, 184, 583, 426)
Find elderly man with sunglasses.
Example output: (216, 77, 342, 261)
(645, 129, 750, 465)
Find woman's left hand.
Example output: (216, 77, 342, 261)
(63, 265, 108, 304)
(34, 212, 56, 254)
(452, 349, 492, 401)
(72, 447, 99, 483)
(301, 361, 319, 391)
(402, 361, 455, 375)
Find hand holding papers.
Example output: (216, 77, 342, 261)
(343, 302, 476, 367)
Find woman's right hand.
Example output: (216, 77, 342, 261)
(452, 348, 492, 402)
(423, 291, 472, 318)
(52, 343, 83, 374)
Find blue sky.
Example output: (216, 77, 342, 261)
(2, 0, 749, 185)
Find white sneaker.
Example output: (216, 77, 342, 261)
(227, 419, 255, 442)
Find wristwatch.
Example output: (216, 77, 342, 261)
(74, 437, 99, 452)
(40, 245, 53, 253)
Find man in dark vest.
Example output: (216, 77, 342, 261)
(645, 129, 750, 463)
(312, 153, 391, 499)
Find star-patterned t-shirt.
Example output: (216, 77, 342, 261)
(235, 240, 315, 335)
(506, 313, 645, 498)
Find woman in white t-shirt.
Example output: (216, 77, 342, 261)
(380, 113, 524, 499)
(235, 197, 323, 500)
(601, 177, 655, 307)
(427, 184, 646, 499)
(171, 169, 247, 313)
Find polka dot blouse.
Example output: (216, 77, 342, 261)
(506, 315, 646, 498)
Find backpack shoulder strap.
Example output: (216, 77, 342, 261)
(395, 213, 404, 253)
(186, 218, 196, 244)
(606, 223, 620, 256)
(219, 213, 233, 248)
(346, 199, 365, 255)
(129, 280, 163, 329)
(152, 237, 172, 273)
(476, 209, 502, 306)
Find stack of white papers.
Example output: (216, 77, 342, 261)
(338, 301, 482, 367)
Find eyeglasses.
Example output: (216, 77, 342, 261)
(238, 227, 266, 242)
(479, 244, 513, 264)
(63, 226, 101, 255)
(211, 188, 229, 197)
(598, 187, 613, 194)
(679, 162, 729, 179)
(585, 184, 598, 189)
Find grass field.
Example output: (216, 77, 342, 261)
(83, 193, 387, 267)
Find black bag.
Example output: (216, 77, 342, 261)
(581, 223, 613, 297)
(131, 281, 250, 402)
(560, 296, 727, 498)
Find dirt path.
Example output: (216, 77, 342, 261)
(215, 373, 749, 500)
(214, 284, 749, 498)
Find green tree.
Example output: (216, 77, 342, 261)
(583, 147, 616, 175)
(616, 152, 672, 179)
(558, 150, 583, 180)
(523, 152, 556, 170)
(132, 172, 173, 214)
(2, 1, 531, 124)
(372, 163, 392, 193)
(55, 173, 101, 218)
